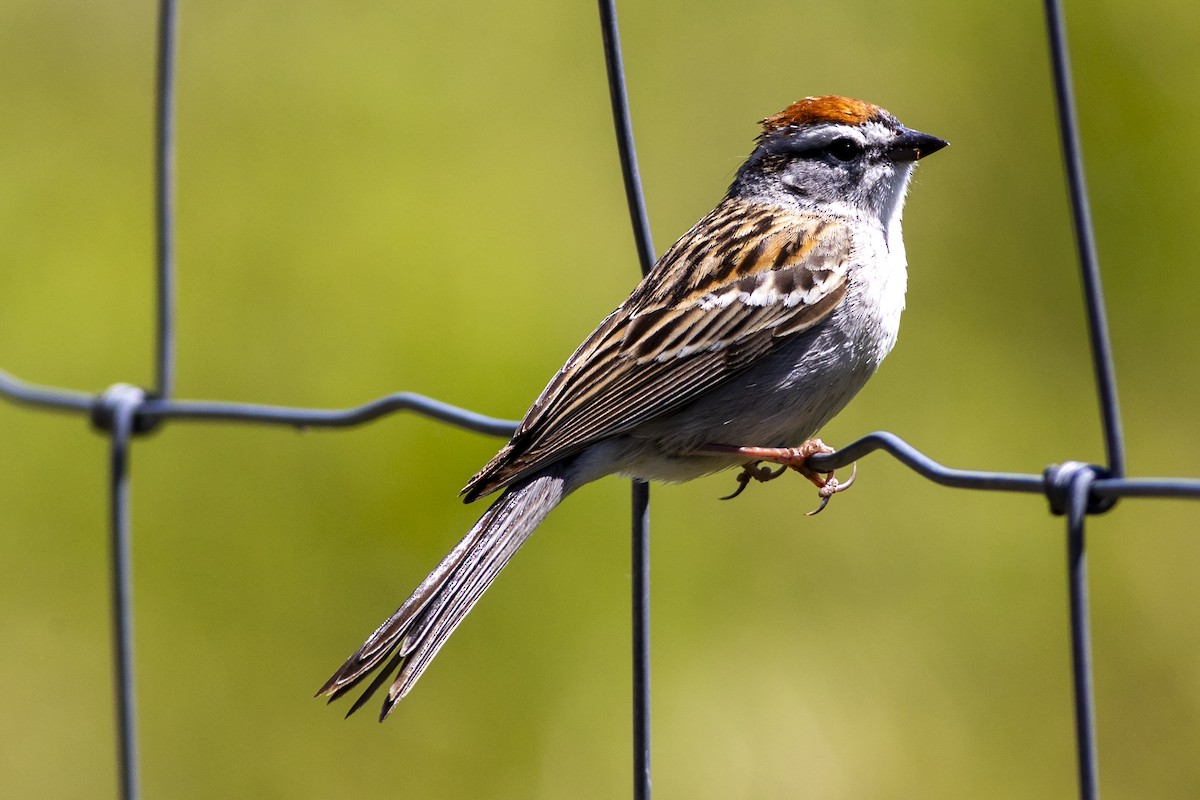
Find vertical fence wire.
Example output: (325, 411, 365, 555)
(596, 2, 657, 796)
(630, 480, 652, 800)
(597, 0, 656, 275)
(1041, 0, 1124, 479)
(1041, 1, 1115, 796)
(154, 0, 178, 402)
(106, 387, 146, 800)
(103, 3, 180, 797)
(1065, 470, 1100, 800)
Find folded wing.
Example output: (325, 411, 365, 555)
(463, 202, 852, 502)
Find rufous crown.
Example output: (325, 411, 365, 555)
(760, 96, 886, 133)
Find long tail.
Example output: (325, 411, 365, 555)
(317, 463, 569, 720)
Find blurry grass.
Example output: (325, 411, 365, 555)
(1, 1, 1199, 798)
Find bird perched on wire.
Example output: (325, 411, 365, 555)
(319, 95, 946, 719)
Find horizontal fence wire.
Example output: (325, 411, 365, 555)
(0, 369, 521, 436)
(8, 358, 1200, 505)
(1, 1, 1199, 799)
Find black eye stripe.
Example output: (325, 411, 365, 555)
(768, 136, 864, 162)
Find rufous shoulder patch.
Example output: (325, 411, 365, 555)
(760, 96, 884, 132)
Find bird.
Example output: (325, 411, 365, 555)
(318, 95, 946, 720)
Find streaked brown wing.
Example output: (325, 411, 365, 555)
(462, 202, 852, 501)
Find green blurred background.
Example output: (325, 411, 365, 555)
(2, 1, 1199, 797)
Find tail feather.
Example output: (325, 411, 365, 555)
(317, 464, 569, 719)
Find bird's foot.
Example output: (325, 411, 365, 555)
(705, 439, 856, 515)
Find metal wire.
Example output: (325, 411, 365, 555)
(102, 0, 178, 793)
(806, 431, 1046, 494)
(597, 2, 657, 796)
(106, 385, 144, 800)
(1042, 1, 1121, 794)
(597, 0, 656, 277)
(630, 479, 652, 800)
(1093, 478, 1200, 500)
(144, 395, 517, 435)
(0, 369, 93, 412)
(155, 0, 178, 403)
(1042, 0, 1125, 481)
(0, 2, 1197, 799)
(1061, 463, 1101, 800)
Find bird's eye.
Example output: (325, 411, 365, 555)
(826, 138, 862, 162)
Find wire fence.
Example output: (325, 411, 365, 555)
(3, 1, 1199, 799)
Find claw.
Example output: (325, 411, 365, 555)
(804, 463, 857, 516)
(719, 470, 752, 501)
(807, 494, 832, 516)
(818, 463, 856, 497)
(720, 461, 787, 500)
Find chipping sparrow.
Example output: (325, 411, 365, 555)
(320, 95, 946, 718)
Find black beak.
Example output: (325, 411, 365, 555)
(887, 127, 948, 162)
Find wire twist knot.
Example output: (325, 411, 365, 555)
(90, 384, 158, 435)
(1043, 461, 1116, 517)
